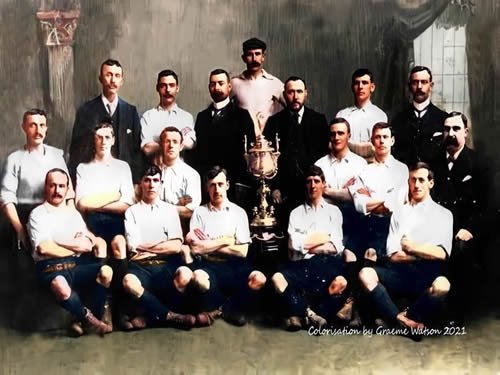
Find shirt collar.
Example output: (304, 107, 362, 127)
(157, 103, 178, 113)
(412, 97, 431, 112)
(213, 97, 230, 110)
(410, 195, 433, 208)
(101, 95, 119, 112)
(162, 159, 182, 174)
(354, 100, 373, 111)
(374, 154, 396, 168)
(330, 149, 353, 164)
(290, 106, 305, 123)
(207, 200, 231, 212)
(447, 145, 465, 161)
(139, 198, 162, 209)
(304, 198, 326, 211)
(238, 69, 275, 81)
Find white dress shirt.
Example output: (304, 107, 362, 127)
(288, 198, 344, 261)
(76, 158, 135, 205)
(315, 151, 367, 191)
(124, 198, 183, 258)
(160, 160, 201, 211)
(349, 155, 409, 215)
(336, 101, 387, 144)
(386, 197, 453, 257)
(140, 103, 195, 148)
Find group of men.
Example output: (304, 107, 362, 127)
(0, 37, 490, 338)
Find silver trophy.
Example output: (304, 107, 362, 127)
(244, 134, 280, 227)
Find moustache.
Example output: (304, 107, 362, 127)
(444, 136, 459, 147)
(249, 62, 260, 68)
(51, 194, 63, 199)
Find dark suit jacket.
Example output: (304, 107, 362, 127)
(69, 96, 143, 183)
(431, 146, 490, 237)
(190, 101, 255, 183)
(392, 102, 447, 166)
(263, 106, 329, 200)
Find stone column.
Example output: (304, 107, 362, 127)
(36, 9, 80, 146)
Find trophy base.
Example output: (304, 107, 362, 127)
(250, 216, 277, 228)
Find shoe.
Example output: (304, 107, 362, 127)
(223, 311, 247, 327)
(69, 321, 84, 337)
(397, 310, 424, 330)
(306, 308, 327, 329)
(118, 314, 134, 331)
(130, 316, 147, 330)
(284, 316, 302, 332)
(348, 305, 362, 328)
(336, 297, 354, 321)
(165, 311, 196, 330)
(84, 308, 113, 336)
(196, 309, 222, 327)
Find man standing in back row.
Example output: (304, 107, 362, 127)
(69, 59, 143, 183)
(336, 68, 387, 160)
(231, 37, 284, 134)
(392, 66, 448, 166)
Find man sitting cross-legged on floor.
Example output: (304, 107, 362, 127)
(120, 165, 197, 330)
(359, 162, 453, 333)
(27, 168, 112, 336)
(184, 166, 267, 327)
(271, 165, 356, 331)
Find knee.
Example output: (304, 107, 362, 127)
(343, 249, 357, 263)
(328, 275, 347, 296)
(111, 235, 127, 259)
(50, 275, 71, 301)
(174, 266, 193, 291)
(429, 276, 450, 297)
(93, 237, 107, 259)
(271, 272, 288, 294)
(122, 273, 143, 298)
(96, 265, 113, 288)
(192, 269, 210, 292)
(359, 267, 378, 291)
(248, 270, 266, 291)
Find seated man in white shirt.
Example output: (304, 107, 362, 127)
(348, 122, 409, 259)
(336, 68, 387, 160)
(28, 168, 112, 336)
(359, 162, 453, 333)
(158, 126, 201, 234)
(185, 166, 266, 326)
(141, 69, 195, 160)
(121, 165, 196, 330)
(1, 108, 74, 250)
(271, 165, 352, 331)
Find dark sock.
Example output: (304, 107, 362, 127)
(367, 284, 399, 323)
(58, 291, 86, 320)
(138, 290, 169, 325)
(91, 283, 109, 319)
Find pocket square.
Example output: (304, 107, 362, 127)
(126, 128, 132, 134)
(462, 175, 472, 182)
(432, 132, 442, 137)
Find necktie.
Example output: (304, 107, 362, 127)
(212, 108, 223, 122)
(447, 154, 455, 170)
(106, 104, 112, 116)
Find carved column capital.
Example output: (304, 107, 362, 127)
(36, 9, 80, 46)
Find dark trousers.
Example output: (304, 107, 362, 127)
(86, 212, 124, 247)
(353, 214, 391, 258)
(128, 255, 186, 324)
(188, 256, 255, 315)
(36, 255, 107, 320)
(277, 255, 346, 319)
(368, 261, 448, 324)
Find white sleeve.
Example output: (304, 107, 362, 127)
(0, 153, 19, 205)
